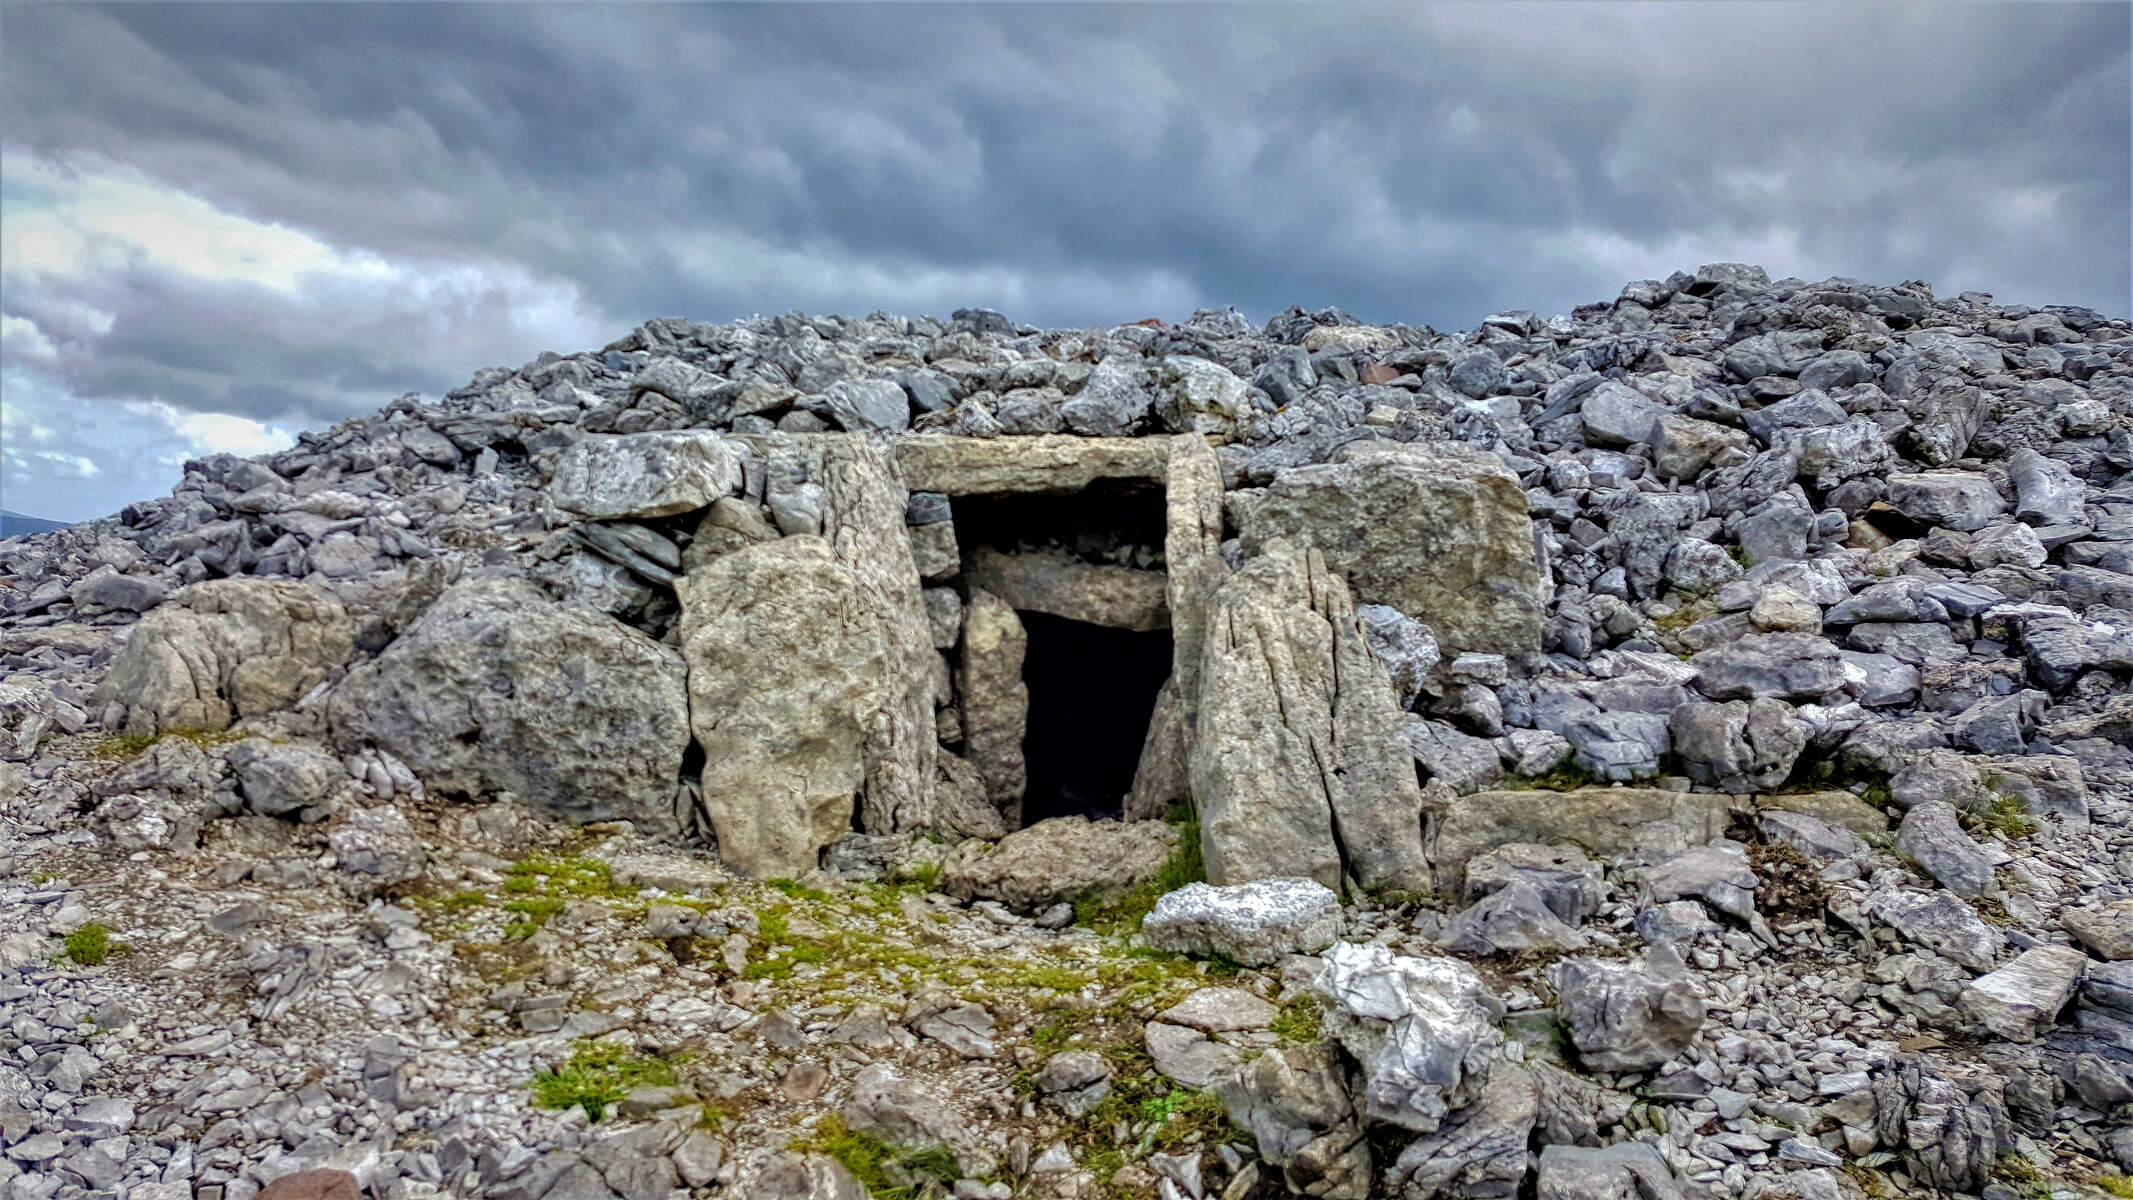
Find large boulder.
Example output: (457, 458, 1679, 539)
(1886, 471, 2007, 532)
(548, 431, 740, 518)
(1190, 539, 1430, 893)
(1430, 788, 1732, 893)
(937, 816, 1178, 912)
(1228, 441, 1544, 655)
(1212, 1043, 1371, 1200)
(677, 536, 902, 876)
(329, 576, 689, 831)
(1667, 697, 1808, 791)
(95, 579, 355, 736)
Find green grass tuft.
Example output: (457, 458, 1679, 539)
(1073, 807, 1204, 934)
(1270, 995, 1325, 1044)
(767, 877, 832, 902)
(2093, 1174, 2133, 1198)
(789, 1114, 962, 1199)
(62, 923, 113, 966)
(530, 1041, 676, 1123)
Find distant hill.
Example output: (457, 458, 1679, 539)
(0, 509, 70, 539)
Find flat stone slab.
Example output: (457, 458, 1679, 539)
(893, 434, 1169, 494)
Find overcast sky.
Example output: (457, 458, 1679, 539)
(2, 2, 2127, 522)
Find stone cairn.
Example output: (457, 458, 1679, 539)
(2, 265, 2131, 1200)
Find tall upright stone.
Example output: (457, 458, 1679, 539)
(958, 589, 1028, 814)
(1190, 538, 1430, 893)
(1129, 434, 1225, 819)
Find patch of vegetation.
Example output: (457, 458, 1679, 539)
(1965, 796, 2037, 841)
(1269, 995, 1325, 1044)
(1498, 752, 1598, 793)
(504, 855, 637, 899)
(789, 1114, 962, 1200)
(1970, 893, 2014, 927)
(2093, 1173, 2133, 1198)
(62, 923, 114, 966)
(1653, 597, 1716, 630)
(742, 940, 828, 980)
(767, 877, 832, 902)
(1073, 807, 1204, 934)
(888, 859, 944, 891)
(697, 1103, 728, 1129)
(90, 726, 244, 759)
(530, 1041, 676, 1123)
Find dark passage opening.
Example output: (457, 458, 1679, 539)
(950, 481, 1168, 567)
(1018, 611, 1172, 826)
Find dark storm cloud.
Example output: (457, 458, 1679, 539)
(1, 1, 2126, 520)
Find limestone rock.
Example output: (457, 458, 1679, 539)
(1228, 441, 1544, 655)
(1382, 1063, 1537, 1200)
(1141, 878, 1342, 967)
(892, 434, 1167, 494)
(1314, 941, 1504, 1131)
(2065, 900, 2133, 960)
(1551, 944, 1706, 1074)
(95, 579, 354, 736)
(1690, 632, 1846, 700)
(963, 547, 1167, 631)
(549, 431, 740, 518)
(1895, 801, 1996, 898)
(1667, 697, 1808, 791)
(330, 576, 687, 830)
(937, 816, 1178, 912)
(676, 536, 889, 875)
(1431, 788, 1731, 893)
(1213, 1042, 1370, 1200)
(1958, 944, 2087, 1042)
(1534, 1142, 1683, 1200)
(957, 589, 1028, 809)
(1191, 539, 1429, 892)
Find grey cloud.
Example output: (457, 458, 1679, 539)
(0, 1, 2125, 520)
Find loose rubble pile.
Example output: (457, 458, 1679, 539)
(4, 264, 2133, 1200)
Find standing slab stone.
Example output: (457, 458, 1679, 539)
(814, 435, 941, 835)
(1190, 539, 1430, 893)
(1227, 441, 1544, 654)
(958, 589, 1028, 812)
(1128, 434, 1225, 819)
(677, 536, 888, 877)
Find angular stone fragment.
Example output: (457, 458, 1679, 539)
(1668, 697, 1808, 791)
(1534, 1142, 1683, 1200)
(1550, 945, 1706, 1073)
(1213, 1043, 1370, 1200)
(1437, 881, 1590, 956)
(1141, 878, 1343, 967)
(1382, 1063, 1537, 1200)
(1886, 471, 2007, 532)
(1465, 843, 1606, 923)
(1431, 788, 1732, 893)
(1690, 632, 1846, 700)
(1861, 888, 2004, 972)
(1228, 441, 1545, 655)
(1314, 941, 1504, 1130)
(549, 431, 740, 517)
(1895, 801, 1996, 898)
(1959, 945, 2087, 1042)
(2065, 900, 2133, 961)
(938, 816, 1178, 912)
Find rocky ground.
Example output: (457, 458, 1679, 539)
(4, 265, 2133, 1199)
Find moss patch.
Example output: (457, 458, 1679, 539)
(1498, 753, 1598, 793)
